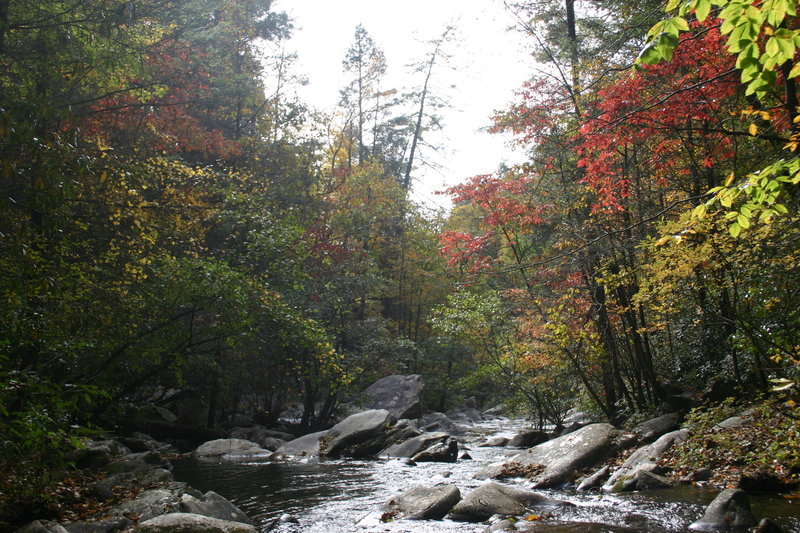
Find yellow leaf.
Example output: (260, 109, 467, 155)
(749, 123, 759, 136)
(724, 172, 735, 186)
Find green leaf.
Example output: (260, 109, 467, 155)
(729, 221, 742, 237)
(696, 0, 712, 20)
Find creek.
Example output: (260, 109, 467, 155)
(171, 418, 800, 532)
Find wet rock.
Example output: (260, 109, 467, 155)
(482, 405, 506, 418)
(411, 437, 458, 463)
(273, 430, 326, 458)
(193, 439, 269, 458)
(380, 432, 451, 458)
(476, 423, 618, 488)
(419, 412, 467, 436)
(135, 513, 256, 533)
(178, 491, 252, 525)
(386, 484, 461, 520)
(449, 482, 572, 522)
(460, 451, 473, 460)
(16, 521, 69, 533)
(603, 428, 688, 492)
(688, 488, 756, 531)
(613, 468, 677, 492)
(479, 435, 510, 447)
(753, 518, 784, 532)
(446, 406, 483, 424)
(633, 413, 680, 444)
(484, 519, 517, 532)
(320, 409, 396, 458)
(506, 430, 549, 448)
(362, 374, 424, 419)
(63, 517, 132, 533)
(577, 465, 610, 491)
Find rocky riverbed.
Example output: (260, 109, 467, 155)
(11, 376, 800, 532)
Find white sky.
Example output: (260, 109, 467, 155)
(275, 0, 534, 210)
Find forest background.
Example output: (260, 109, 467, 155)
(1, 0, 799, 521)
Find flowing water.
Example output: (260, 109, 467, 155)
(171, 419, 800, 532)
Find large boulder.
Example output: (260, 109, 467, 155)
(411, 438, 458, 463)
(689, 489, 756, 531)
(380, 432, 451, 458)
(449, 482, 571, 522)
(476, 423, 617, 488)
(320, 409, 396, 457)
(135, 513, 256, 533)
(362, 375, 424, 419)
(178, 491, 252, 525)
(633, 413, 681, 444)
(193, 439, 268, 458)
(602, 428, 688, 492)
(273, 430, 326, 458)
(386, 485, 461, 520)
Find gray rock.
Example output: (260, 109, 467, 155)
(273, 431, 326, 458)
(485, 519, 517, 532)
(563, 410, 594, 426)
(476, 423, 618, 488)
(411, 438, 458, 463)
(93, 472, 137, 501)
(321, 409, 396, 457)
(449, 482, 571, 522)
(689, 488, 756, 531)
(387, 485, 461, 520)
(633, 413, 680, 444)
(506, 430, 549, 448)
(419, 412, 466, 435)
(140, 468, 174, 486)
(193, 439, 268, 458)
(380, 432, 451, 458)
(64, 517, 132, 533)
(110, 488, 177, 522)
(16, 521, 69, 533)
(577, 465, 610, 491)
(362, 374, 424, 419)
(603, 428, 688, 491)
(611, 466, 676, 492)
(753, 518, 784, 532)
(713, 415, 747, 431)
(179, 491, 252, 525)
(106, 451, 170, 474)
(479, 435, 510, 447)
(229, 427, 286, 451)
(135, 513, 256, 533)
